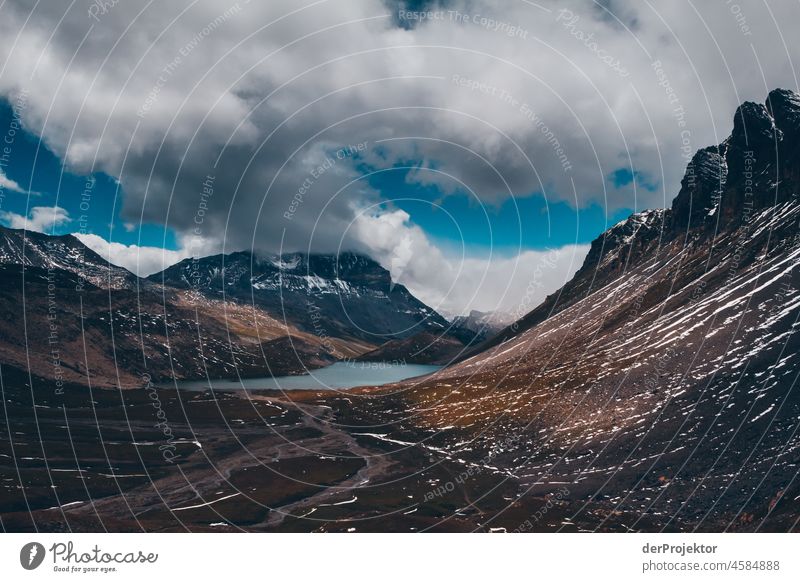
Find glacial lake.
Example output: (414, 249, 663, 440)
(173, 362, 442, 392)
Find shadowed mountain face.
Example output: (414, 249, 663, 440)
(449, 309, 509, 346)
(356, 330, 466, 365)
(0, 262, 354, 388)
(148, 251, 451, 344)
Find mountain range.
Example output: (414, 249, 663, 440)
(0, 228, 478, 386)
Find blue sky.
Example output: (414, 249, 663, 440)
(0, 98, 179, 250)
(365, 166, 633, 253)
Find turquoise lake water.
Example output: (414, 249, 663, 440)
(173, 361, 442, 392)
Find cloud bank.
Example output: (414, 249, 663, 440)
(0, 0, 798, 313)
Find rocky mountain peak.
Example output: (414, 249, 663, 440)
(580, 208, 666, 277)
(670, 145, 727, 229)
(766, 88, 800, 139)
(148, 248, 448, 342)
(489, 88, 800, 350)
(722, 89, 800, 220)
(0, 225, 135, 289)
(301, 251, 393, 289)
(730, 101, 781, 149)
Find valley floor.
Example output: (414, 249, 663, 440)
(2, 372, 796, 532)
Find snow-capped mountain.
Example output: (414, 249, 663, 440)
(148, 250, 451, 343)
(0, 226, 136, 289)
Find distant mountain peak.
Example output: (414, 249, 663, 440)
(0, 224, 135, 289)
(148, 248, 448, 342)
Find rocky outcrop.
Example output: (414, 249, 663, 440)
(466, 88, 800, 361)
(669, 145, 727, 231)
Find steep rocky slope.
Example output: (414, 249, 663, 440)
(350, 89, 800, 532)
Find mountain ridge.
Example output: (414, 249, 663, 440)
(0, 224, 137, 289)
(468, 87, 800, 356)
(353, 88, 800, 531)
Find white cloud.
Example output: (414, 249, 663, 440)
(74, 232, 219, 277)
(351, 208, 588, 316)
(0, 205, 71, 233)
(0, 168, 26, 194)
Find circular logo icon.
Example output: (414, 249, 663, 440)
(20, 542, 46, 570)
